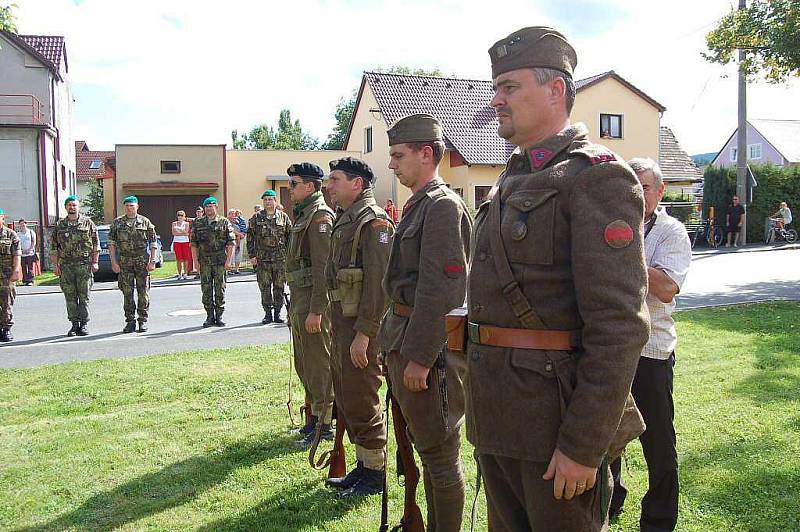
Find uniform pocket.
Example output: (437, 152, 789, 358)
(398, 222, 422, 269)
(502, 189, 558, 266)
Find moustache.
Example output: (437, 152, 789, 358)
(496, 107, 512, 116)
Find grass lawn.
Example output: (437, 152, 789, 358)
(33, 260, 256, 286)
(0, 302, 798, 531)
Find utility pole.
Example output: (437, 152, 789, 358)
(736, 0, 748, 243)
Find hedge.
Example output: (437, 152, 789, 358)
(702, 164, 800, 243)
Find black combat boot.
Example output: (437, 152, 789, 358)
(214, 310, 225, 327)
(68, 321, 79, 337)
(75, 322, 89, 336)
(296, 414, 318, 435)
(295, 423, 334, 447)
(262, 310, 273, 325)
(122, 321, 136, 333)
(0, 328, 10, 342)
(137, 320, 148, 333)
(340, 467, 384, 498)
(203, 310, 216, 328)
(326, 461, 364, 490)
(273, 307, 284, 324)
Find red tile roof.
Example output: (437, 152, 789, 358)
(18, 35, 66, 73)
(659, 127, 703, 182)
(75, 140, 88, 152)
(76, 150, 115, 182)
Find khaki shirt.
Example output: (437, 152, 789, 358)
(0, 226, 21, 277)
(190, 215, 235, 265)
(465, 123, 650, 467)
(378, 178, 473, 368)
(286, 193, 335, 315)
(325, 188, 394, 338)
(246, 209, 292, 262)
(51, 215, 100, 264)
(107, 214, 157, 262)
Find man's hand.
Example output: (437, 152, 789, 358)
(403, 360, 430, 392)
(305, 313, 322, 334)
(147, 261, 156, 272)
(350, 332, 370, 369)
(542, 447, 597, 500)
(9, 268, 22, 283)
(250, 257, 258, 268)
(90, 262, 99, 273)
(111, 262, 120, 274)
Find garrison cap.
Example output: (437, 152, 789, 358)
(387, 114, 443, 146)
(329, 157, 375, 185)
(287, 162, 324, 181)
(202, 196, 218, 206)
(261, 189, 277, 198)
(64, 194, 79, 206)
(123, 195, 138, 204)
(489, 26, 577, 79)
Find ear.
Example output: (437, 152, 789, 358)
(550, 77, 566, 103)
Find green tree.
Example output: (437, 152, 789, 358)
(84, 178, 105, 223)
(704, 0, 800, 82)
(0, 3, 18, 34)
(232, 109, 319, 150)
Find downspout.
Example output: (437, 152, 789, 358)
(35, 130, 45, 259)
(222, 146, 228, 211)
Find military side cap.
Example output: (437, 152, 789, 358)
(123, 195, 138, 204)
(329, 157, 375, 184)
(489, 26, 577, 79)
(202, 196, 218, 206)
(64, 194, 79, 206)
(261, 189, 277, 198)
(387, 114, 443, 146)
(287, 162, 324, 180)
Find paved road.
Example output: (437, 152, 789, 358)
(1, 246, 797, 368)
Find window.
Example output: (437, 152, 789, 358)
(475, 185, 492, 206)
(61, 165, 67, 190)
(730, 147, 738, 163)
(89, 159, 102, 170)
(748, 143, 762, 160)
(161, 160, 181, 173)
(599, 114, 623, 139)
(364, 127, 373, 153)
(453, 187, 464, 198)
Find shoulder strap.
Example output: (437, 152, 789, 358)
(488, 188, 548, 330)
(348, 207, 378, 267)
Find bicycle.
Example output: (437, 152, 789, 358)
(765, 219, 798, 244)
(690, 217, 724, 249)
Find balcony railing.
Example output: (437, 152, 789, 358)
(0, 94, 46, 125)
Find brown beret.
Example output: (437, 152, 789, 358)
(387, 114, 443, 146)
(489, 26, 577, 79)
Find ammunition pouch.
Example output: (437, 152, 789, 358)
(445, 306, 468, 353)
(334, 267, 363, 317)
(286, 266, 313, 288)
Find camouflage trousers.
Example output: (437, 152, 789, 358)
(256, 261, 286, 312)
(59, 262, 93, 323)
(118, 263, 150, 322)
(200, 263, 226, 312)
(0, 278, 15, 327)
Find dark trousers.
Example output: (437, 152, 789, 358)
(611, 353, 678, 532)
(22, 255, 37, 283)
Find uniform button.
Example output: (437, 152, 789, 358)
(523, 200, 532, 208)
(545, 362, 553, 372)
(470, 351, 481, 361)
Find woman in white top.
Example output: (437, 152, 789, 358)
(171, 211, 191, 280)
(17, 219, 38, 286)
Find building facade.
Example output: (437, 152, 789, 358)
(711, 119, 800, 168)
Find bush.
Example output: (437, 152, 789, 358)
(702, 164, 800, 243)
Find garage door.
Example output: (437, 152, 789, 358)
(136, 195, 208, 246)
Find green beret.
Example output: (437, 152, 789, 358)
(489, 26, 577, 79)
(261, 189, 277, 198)
(202, 196, 218, 206)
(123, 195, 138, 204)
(387, 114, 443, 146)
(0, 208, 5, 215)
(64, 195, 79, 206)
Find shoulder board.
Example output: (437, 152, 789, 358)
(370, 218, 392, 230)
(426, 185, 447, 200)
(314, 212, 334, 225)
(571, 145, 618, 166)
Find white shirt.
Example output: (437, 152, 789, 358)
(17, 228, 36, 256)
(172, 220, 190, 243)
(642, 209, 692, 360)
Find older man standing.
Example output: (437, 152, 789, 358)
(609, 158, 691, 532)
(466, 27, 650, 531)
(0, 208, 22, 342)
(191, 197, 235, 327)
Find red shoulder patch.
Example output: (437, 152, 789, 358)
(528, 148, 553, 169)
(371, 219, 391, 230)
(604, 220, 634, 248)
(589, 153, 617, 166)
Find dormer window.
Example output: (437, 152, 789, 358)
(89, 159, 101, 170)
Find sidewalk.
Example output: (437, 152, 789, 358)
(691, 242, 799, 256)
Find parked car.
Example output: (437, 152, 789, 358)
(96, 224, 163, 278)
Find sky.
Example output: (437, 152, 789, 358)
(14, 0, 800, 155)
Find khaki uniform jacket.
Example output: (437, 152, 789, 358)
(286, 194, 335, 316)
(107, 214, 157, 264)
(51, 215, 100, 264)
(466, 123, 650, 468)
(246, 209, 292, 262)
(190, 215, 235, 265)
(379, 178, 473, 368)
(325, 188, 394, 338)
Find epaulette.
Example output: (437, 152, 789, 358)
(571, 144, 618, 166)
(426, 185, 448, 200)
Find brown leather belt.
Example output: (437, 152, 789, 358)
(392, 303, 413, 317)
(468, 322, 580, 351)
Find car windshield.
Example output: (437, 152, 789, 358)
(98, 228, 109, 249)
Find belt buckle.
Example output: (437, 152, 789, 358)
(468, 322, 481, 344)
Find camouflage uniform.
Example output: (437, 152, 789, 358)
(0, 225, 21, 329)
(108, 214, 158, 324)
(247, 208, 292, 316)
(51, 215, 100, 324)
(190, 214, 235, 315)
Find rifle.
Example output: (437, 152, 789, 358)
(308, 402, 347, 479)
(389, 387, 425, 532)
(285, 289, 298, 426)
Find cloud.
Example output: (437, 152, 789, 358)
(14, 0, 800, 154)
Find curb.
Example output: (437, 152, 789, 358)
(691, 243, 799, 256)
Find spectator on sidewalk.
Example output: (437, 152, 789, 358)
(770, 201, 793, 231)
(189, 206, 204, 278)
(384, 199, 398, 224)
(227, 209, 245, 274)
(16, 220, 38, 286)
(610, 158, 692, 531)
(172, 211, 191, 280)
(726, 195, 745, 247)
